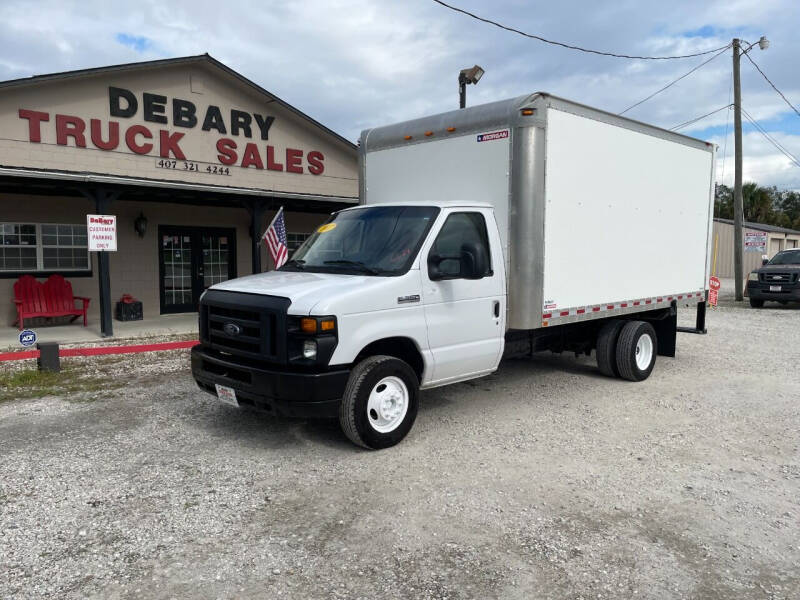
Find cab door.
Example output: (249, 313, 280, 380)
(421, 208, 505, 384)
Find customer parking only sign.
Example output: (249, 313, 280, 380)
(87, 214, 117, 251)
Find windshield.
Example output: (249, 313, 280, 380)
(768, 250, 800, 265)
(281, 205, 440, 275)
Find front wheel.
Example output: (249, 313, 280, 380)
(615, 321, 657, 382)
(339, 355, 419, 449)
(749, 298, 764, 308)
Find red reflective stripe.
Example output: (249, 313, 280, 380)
(577, 309, 585, 314)
(559, 311, 569, 316)
(592, 307, 601, 312)
(621, 303, 628, 307)
(633, 301, 640, 306)
(645, 299, 652, 304)
(607, 305, 614, 310)
(542, 313, 552, 319)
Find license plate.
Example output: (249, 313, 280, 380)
(215, 384, 239, 407)
(770, 285, 782, 292)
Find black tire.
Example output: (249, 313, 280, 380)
(749, 298, 764, 308)
(596, 320, 625, 377)
(339, 355, 419, 449)
(615, 321, 657, 382)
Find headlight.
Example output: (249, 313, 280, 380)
(748, 272, 759, 281)
(303, 340, 318, 359)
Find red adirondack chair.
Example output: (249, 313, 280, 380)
(13, 274, 90, 330)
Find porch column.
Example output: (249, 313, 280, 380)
(81, 187, 119, 337)
(249, 201, 266, 274)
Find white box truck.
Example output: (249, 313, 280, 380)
(191, 93, 716, 449)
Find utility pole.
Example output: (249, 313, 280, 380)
(732, 38, 744, 301)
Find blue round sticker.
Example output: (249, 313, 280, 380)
(19, 329, 37, 347)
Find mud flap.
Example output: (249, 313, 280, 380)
(653, 304, 677, 358)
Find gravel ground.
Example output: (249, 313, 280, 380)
(1, 289, 798, 599)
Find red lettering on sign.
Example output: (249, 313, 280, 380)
(216, 138, 237, 165)
(266, 145, 283, 171)
(125, 125, 153, 154)
(90, 119, 119, 150)
(18, 109, 50, 143)
(286, 148, 303, 173)
(55, 114, 87, 147)
(159, 130, 186, 159)
(241, 143, 264, 169)
(307, 150, 325, 175)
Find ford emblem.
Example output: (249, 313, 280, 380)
(223, 323, 241, 336)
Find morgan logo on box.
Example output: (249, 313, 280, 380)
(477, 130, 509, 142)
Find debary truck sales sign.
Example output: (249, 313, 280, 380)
(17, 86, 327, 176)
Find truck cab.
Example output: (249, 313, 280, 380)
(192, 201, 506, 448)
(747, 248, 800, 307)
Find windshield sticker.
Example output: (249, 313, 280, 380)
(317, 223, 337, 233)
(477, 130, 509, 142)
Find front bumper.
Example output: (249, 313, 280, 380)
(191, 345, 350, 418)
(747, 281, 800, 302)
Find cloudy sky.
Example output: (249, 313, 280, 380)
(2, 0, 799, 189)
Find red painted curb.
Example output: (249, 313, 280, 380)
(0, 340, 199, 362)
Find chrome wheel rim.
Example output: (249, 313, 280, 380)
(366, 376, 408, 433)
(635, 333, 654, 370)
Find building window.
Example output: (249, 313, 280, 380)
(287, 232, 311, 251)
(0, 223, 90, 273)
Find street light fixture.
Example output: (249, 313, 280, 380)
(459, 65, 485, 109)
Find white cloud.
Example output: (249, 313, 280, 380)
(1, 0, 799, 188)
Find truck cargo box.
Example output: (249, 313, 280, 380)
(359, 93, 716, 330)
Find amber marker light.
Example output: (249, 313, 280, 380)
(521, 108, 535, 116)
(320, 319, 336, 332)
(424, 131, 434, 137)
(446, 127, 456, 132)
(404, 135, 413, 140)
(300, 318, 317, 334)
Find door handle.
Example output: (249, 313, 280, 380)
(493, 300, 500, 318)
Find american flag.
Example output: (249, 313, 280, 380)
(262, 207, 289, 269)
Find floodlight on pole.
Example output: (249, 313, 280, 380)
(459, 65, 485, 109)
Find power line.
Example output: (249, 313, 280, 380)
(740, 106, 799, 164)
(670, 104, 732, 131)
(431, 0, 731, 60)
(742, 52, 800, 119)
(619, 44, 731, 114)
(740, 106, 800, 168)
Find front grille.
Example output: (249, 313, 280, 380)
(200, 289, 290, 363)
(759, 272, 797, 284)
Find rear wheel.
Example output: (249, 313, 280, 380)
(596, 320, 625, 377)
(339, 355, 419, 449)
(615, 321, 657, 382)
(749, 298, 764, 308)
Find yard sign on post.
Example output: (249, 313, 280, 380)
(87, 215, 117, 251)
(87, 214, 117, 337)
(708, 276, 721, 307)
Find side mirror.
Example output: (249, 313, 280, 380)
(428, 253, 445, 281)
(761, 258, 769, 266)
(460, 241, 488, 279)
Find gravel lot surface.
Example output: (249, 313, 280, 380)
(1, 288, 798, 599)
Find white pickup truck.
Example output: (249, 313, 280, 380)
(191, 93, 716, 449)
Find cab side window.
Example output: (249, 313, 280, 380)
(429, 212, 492, 278)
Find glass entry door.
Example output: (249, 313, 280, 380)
(159, 226, 236, 313)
